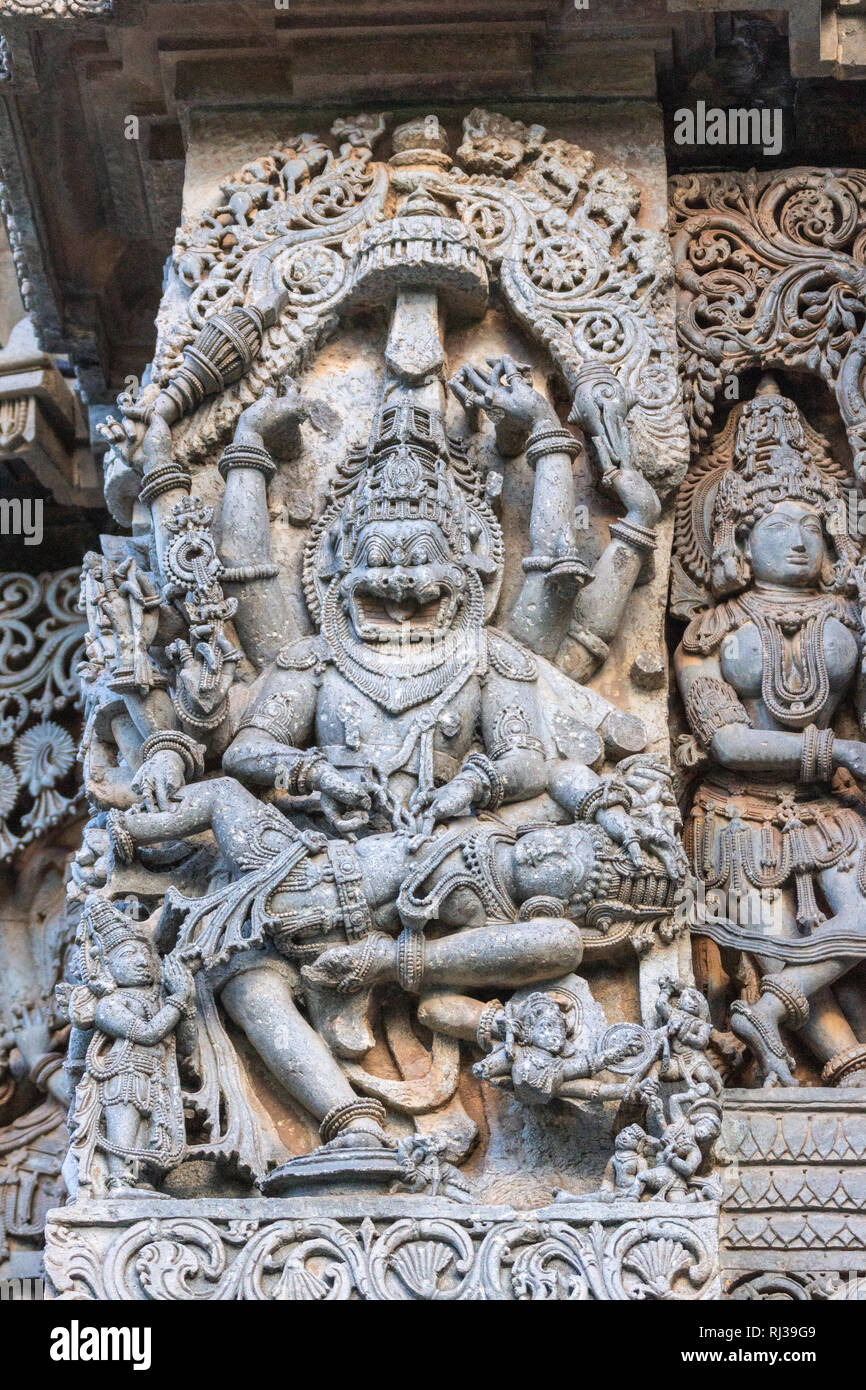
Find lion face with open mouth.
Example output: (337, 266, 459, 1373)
(339, 519, 468, 646)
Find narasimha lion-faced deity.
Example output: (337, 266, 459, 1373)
(57, 109, 707, 1225)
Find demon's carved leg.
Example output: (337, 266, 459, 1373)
(306, 916, 583, 996)
(117, 777, 273, 861)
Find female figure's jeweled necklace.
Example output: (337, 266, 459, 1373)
(738, 589, 834, 727)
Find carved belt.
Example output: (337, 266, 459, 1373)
(688, 778, 863, 933)
(326, 840, 374, 942)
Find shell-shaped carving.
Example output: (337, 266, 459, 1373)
(273, 1259, 332, 1301)
(389, 1239, 453, 1299)
(623, 1238, 690, 1296)
(13, 721, 76, 795)
(0, 759, 19, 819)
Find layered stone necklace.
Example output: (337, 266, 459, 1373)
(737, 589, 837, 727)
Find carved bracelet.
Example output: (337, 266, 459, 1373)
(476, 999, 503, 1052)
(800, 724, 833, 783)
(396, 927, 426, 994)
(816, 728, 835, 782)
(760, 973, 810, 1029)
(276, 749, 325, 798)
(107, 808, 135, 865)
(319, 1098, 386, 1144)
(564, 619, 609, 665)
(461, 752, 505, 812)
(524, 424, 581, 471)
(140, 729, 206, 781)
(139, 464, 191, 505)
(608, 518, 657, 554)
(218, 442, 277, 481)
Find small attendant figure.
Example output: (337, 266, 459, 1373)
(58, 895, 195, 1197)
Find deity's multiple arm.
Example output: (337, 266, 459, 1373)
(216, 383, 306, 666)
(559, 466, 660, 682)
(451, 357, 585, 660)
(122, 353, 669, 837)
(450, 357, 662, 679)
(555, 370, 662, 681)
(99, 387, 307, 811)
(221, 667, 374, 829)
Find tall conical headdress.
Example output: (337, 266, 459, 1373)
(339, 400, 477, 546)
(82, 894, 150, 955)
(302, 392, 504, 621)
(710, 376, 856, 594)
(672, 377, 858, 611)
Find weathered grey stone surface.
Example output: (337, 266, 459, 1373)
(44, 1193, 720, 1301)
(722, 1089, 866, 1299)
(35, 104, 728, 1297)
(3, 0, 866, 1307)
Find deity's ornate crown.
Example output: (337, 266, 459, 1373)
(707, 376, 858, 594)
(303, 394, 504, 620)
(716, 376, 842, 526)
(336, 400, 483, 552)
(83, 894, 150, 955)
(673, 375, 859, 612)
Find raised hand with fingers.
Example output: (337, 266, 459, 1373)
(234, 377, 308, 458)
(449, 355, 557, 456)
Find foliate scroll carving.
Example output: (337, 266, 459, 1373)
(0, 568, 85, 860)
(44, 1198, 719, 1301)
(669, 168, 866, 474)
(103, 109, 686, 502)
(101, 114, 392, 487)
(727, 1272, 841, 1301)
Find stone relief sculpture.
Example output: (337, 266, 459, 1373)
(0, 567, 86, 1276)
(669, 168, 866, 472)
(663, 163, 866, 1303)
(42, 108, 728, 1299)
(0, 569, 85, 860)
(673, 379, 866, 1087)
(670, 169, 866, 1092)
(60, 896, 195, 1198)
(0, 851, 73, 1278)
